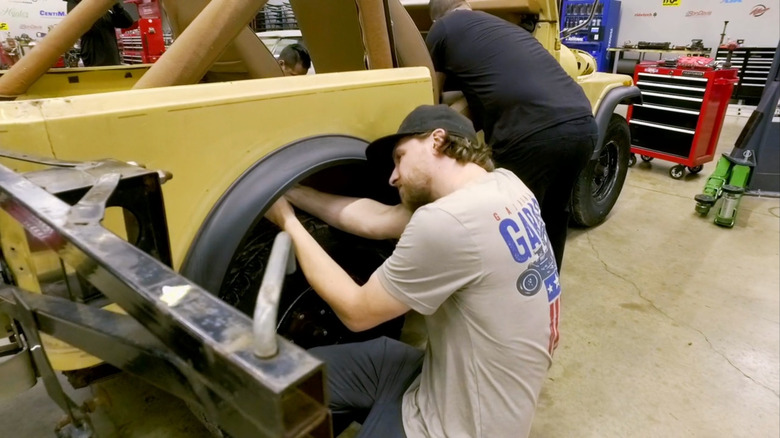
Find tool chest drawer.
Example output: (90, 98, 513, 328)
(629, 121, 694, 158)
(638, 90, 704, 111)
(630, 104, 700, 130)
(715, 46, 777, 104)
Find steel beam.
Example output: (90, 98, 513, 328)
(0, 161, 329, 438)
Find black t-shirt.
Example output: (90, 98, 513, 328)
(66, 1, 134, 66)
(426, 10, 592, 147)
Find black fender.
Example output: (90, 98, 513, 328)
(592, 85, 642, 160)
(180, 135, 370, 294)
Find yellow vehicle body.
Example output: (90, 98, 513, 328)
(1, 68, 433, 267)
(0, 67, 433, 370)
(0, 65, 151, 100)
(0, 0, 636, 376)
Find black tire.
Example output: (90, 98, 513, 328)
(221, 209, 402, 349)
(688, 165, 704, 174)
(670, 165, 685, 179)
(571, 114, 631, 227)
(641, 155, 654, 162)
(181, 136, 404, 350)
(628, 154, 636, 168)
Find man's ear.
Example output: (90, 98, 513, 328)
(432, 128, 448, 153)
(278, 59, 285, 67)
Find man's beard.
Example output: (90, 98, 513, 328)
(400, 177, 433, 211)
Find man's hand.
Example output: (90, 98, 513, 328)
(265, 190, 410, 332)
(265, 196, 297, 230)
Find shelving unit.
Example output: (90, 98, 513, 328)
(253, 3, 298, 32)
(715, 46, 777, 105)
(626, 64, 738, 178)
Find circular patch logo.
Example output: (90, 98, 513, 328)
(516, 269, 542, 296)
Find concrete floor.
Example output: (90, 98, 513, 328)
(531, 112, 780, 437)
(1, 112, 778, 437)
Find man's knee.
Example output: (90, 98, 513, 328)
(309, 337, 389, 367)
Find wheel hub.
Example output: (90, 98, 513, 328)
(591, 141, 619, 201)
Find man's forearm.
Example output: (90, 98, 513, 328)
(283, 218, 364, 330)
(265, 194, 409, 332)
(286, 186, 409, 240)
(286, 186, 358, 230)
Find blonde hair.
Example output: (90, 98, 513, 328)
(416, 130, 495, 171)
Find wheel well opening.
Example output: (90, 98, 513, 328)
(219, 161, 403, 349)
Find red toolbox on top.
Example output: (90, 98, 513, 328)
(627, 62, 738, 178)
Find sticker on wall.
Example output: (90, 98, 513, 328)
(0, 22, 8, 31)
(38, 10, 66, 19)
(662, 0, 681, 6)
(686, 10, 713, 16)
(749, 4, 770, 16)
(0, 8, 30, 18)
(0, 1, 67, 39)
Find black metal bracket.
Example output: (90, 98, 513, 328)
(0, 160, 330, 438)
(6, 288, 94, 437)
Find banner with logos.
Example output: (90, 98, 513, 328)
(618, 0, 778, 51)
(0, 0, 67, 40)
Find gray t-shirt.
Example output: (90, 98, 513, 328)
(378, 169, 561, 437)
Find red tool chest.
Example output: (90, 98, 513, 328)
(120, 0, 166, 64)
(626, 63, 738, 178)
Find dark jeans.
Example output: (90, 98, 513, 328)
(309, 337, 424, 438)
(492, 116, 598, 271)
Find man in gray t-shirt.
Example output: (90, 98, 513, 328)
(266, 104, 560, 437)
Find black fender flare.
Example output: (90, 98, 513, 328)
(592, 85, 642, 160)
(180, 135, 369, 294)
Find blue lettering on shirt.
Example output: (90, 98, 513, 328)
(499, 218, 531, 263)
(518, 210, 542, 251)
(521, 205, 548, 247)
(500, 199, 560, 302)
(531, 198, 543, 216)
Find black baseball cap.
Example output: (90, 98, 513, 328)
(365, 104, 478, 177)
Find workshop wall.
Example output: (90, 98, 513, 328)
(617, 0, 779, 51)
(0, 0, 66, 39)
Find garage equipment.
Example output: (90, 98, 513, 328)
(560, 0, 621, 72)
(121, 0, 166, 64)
(626, 61, 738, 179)
(694, 40, 780, 227)
(715, 46, 778, 105)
